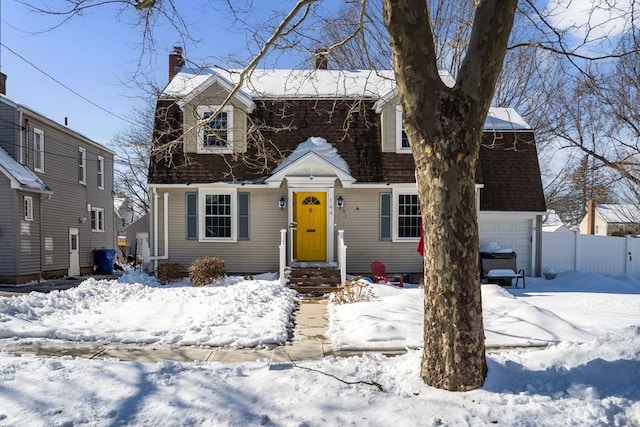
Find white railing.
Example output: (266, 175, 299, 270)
(338, 229, 347, 286)
(278, 228, 347, 286)
(279, 229, 287, 285)
(542, 231, 640, 279)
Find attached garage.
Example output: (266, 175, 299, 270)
(479, 213, 537, 276)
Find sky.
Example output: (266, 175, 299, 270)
(0, 269, 638, 425)
(0, 1, 633, 150)
(0, 1, 346, 146)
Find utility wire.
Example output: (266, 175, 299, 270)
(1, 42, 140, 128)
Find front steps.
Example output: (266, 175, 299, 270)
(288, 266, 342, 296)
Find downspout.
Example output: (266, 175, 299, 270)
(148, 188, 169, 270)
(39, 193, 43, 282)
(18, 111, 23, 163)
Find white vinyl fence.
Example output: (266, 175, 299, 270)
(542, 232, 640, 280)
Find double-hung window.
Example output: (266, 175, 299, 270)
(379, 189, 421, 241)
(197, 105, 233, 153)
(194, 189, 249, 241)
(397, 194, 420, 238)
(97, 156, 104, 189)
(204, 194, 232, 239)
(395, 105, 410, 152)
(24, 196, 34, 221)
(33, 128, 44, 172)
(91, 207, 104, 232)
(78, 148, 87, 184)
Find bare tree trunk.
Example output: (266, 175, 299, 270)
(383, 0, 517, 391)
(412, 92, 487, 391)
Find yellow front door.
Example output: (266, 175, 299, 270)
(293, 192, 327, 261)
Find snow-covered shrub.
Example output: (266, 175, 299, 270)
(543, 267, 557, 280)
(330, 279, 374, 304)
(157, 263, 185, 284)
(189, 257, 226, 287)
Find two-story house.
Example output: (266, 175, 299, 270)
(147, 49, 546, 281)
(0, 81, 115, 284)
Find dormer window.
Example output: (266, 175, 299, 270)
(197, 105, 233, 153)
(396, 105, 411, 152)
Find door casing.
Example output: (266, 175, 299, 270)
(68, 227, 80, 276)
(293, 191, 327, 261)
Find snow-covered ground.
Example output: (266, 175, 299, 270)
(0, 271, 295, 348)
(0, 270, 639, 426)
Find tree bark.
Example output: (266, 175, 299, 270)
(383, 0, 517, 391)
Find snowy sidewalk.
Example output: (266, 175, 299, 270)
(2, 298, 346, 363)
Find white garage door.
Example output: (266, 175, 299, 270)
(479, 215, 533, 276)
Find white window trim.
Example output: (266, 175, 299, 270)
(97, 155, 104, 190)
(33, 128, 45, 172)
(196, 105, 234, 154)
(91, 207, 105, 232)
(24, 196, 34, 221)
(392, 187, 420, 242)
(395, 105, 411, 153)
(78, 147, 87, 185)
(198, 188, 238, 242)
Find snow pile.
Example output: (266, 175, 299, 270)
(329, 273, 639, 350)
(0, 274, 298, 348)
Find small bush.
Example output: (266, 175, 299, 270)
(330, 278, 375, 304)
(157, 263, 185, 284)
(189, 256, 226, 287)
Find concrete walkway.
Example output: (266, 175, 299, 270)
(1, 299, 357, 364)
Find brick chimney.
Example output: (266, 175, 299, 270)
(168, 46, 185, 82)
(586, 199, 595, 234)
(0, 72, 6, 95)
(314, 49, 328, 70)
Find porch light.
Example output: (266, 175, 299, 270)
(279, 197, 286, 209)
(336, 196, 344, 208)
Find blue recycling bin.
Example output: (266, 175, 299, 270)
(93, 249, 116, 275)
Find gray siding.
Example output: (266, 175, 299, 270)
(335, 188, 423, 275)
(15, 190, 41, 275)
(150, 186, 423, 277)
(0, 174, 17, 277)
(182, 81, 248, 154)
(25, 115, 115, 272)
(0, 100, 19, 158)
(380, 102, 397, 153)
(151, 187, 286, 273)
(0, 98, 115, 282)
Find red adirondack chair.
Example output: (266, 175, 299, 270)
(371, 261, 404, 287)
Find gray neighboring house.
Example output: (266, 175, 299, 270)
(0, 84, 115, 284)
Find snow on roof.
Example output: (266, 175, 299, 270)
(271, 136, 350, 176)
(165, 68, 398, 99)
(0, 146, 50, 193)
(596, 204, 640, 224)
(163, 68, 530, 130)
(484, 108, 531, 130)
(542, 210, 572, 232)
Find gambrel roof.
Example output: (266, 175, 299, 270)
(151, 68, 546, 213)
